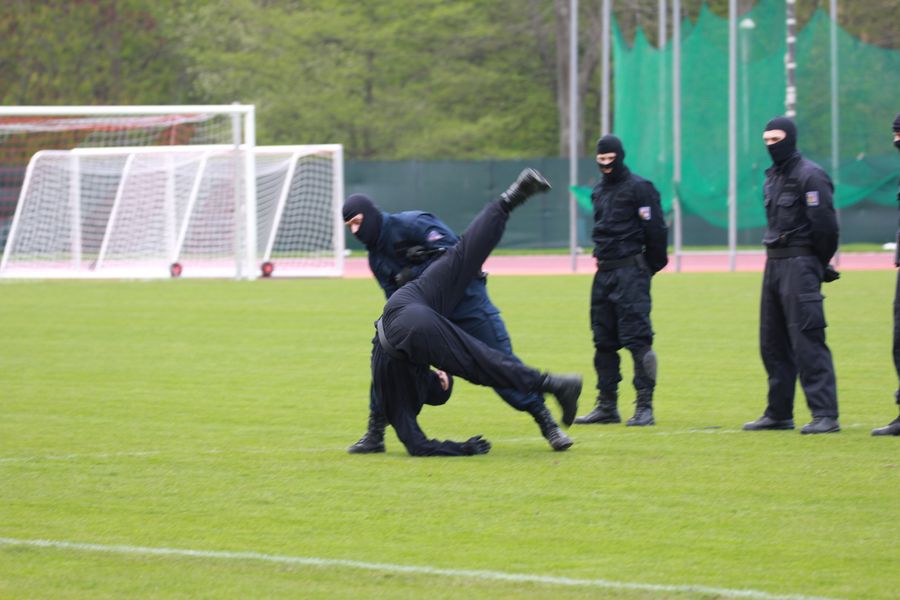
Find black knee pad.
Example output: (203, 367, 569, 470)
(634, 347, 657, 383)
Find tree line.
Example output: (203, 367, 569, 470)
(1, 0, 894, 160)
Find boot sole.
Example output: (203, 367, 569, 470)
(800, 427, 840, 435)
(347, 444, 386, 454)
(574, 418, 621, 424)
(551, 439, 574, 451)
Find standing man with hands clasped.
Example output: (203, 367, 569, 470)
(575, 134, 668, 428)
(743, 116, 841, 435)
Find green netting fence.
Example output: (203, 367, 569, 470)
(576, 0, 899, 232)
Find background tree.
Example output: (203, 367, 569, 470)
(0, 0, 895, 159)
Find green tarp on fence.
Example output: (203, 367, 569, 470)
(611, 0, 899, 231)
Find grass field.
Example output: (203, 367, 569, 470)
(1, 271, 898, 599)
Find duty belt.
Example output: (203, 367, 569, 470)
(596, 254, 646, 272)
(375, 318, 405, 360)
(765, 246, 815, 259)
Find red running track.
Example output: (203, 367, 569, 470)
(342, 252, 896, 279)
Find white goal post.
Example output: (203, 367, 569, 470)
(0, 106, 344, 279)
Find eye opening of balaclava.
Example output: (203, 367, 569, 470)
(342, 194, 383, 248)
(892, 113, 900, 152)
(764, 116, 798, 166)
(596, 134, 627, 182)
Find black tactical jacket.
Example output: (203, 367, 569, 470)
(591, 168, 668, 272)
(762, 152, 839, 265)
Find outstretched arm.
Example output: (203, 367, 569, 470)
(389, 407, 490, 456)
(382, 375, 488, 456)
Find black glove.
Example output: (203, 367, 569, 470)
(405, 245, 446, 264)
(461, 435, 491, 455)
(394, 267, 415, 287)
(823, 265, 840, 283)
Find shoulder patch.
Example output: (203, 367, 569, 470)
(805, 191, 820, 207)
(638, 206, 652, 221)
(426, 229, 445, 243)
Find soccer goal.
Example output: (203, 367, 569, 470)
(0, 106, 344, 279)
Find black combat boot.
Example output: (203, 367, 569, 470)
(531, 405, 574, 451)
(800, 416, 841, 434)
(574, 391, 621, 424)
(871, 415, 900, 436)
(871, 392, 900, 436)
(540, 373, 582, 427)
(626, 390, 655, 426)
(347, 412, 387, 454)
(500, 168, 552, 211)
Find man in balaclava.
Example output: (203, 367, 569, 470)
(743, 116, 841, 435)
(357, 169, 582, 456)
(342, 194, 383, 249)
(574, 134, 668, 428)
(872, 113, 900, 436)
(342, 185, 576, 454)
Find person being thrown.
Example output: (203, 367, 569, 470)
(371, 168, 583, 456)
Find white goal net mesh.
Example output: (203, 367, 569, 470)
(0, 108, 343, 278)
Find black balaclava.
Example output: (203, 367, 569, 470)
(342, 194, 383, 248)
(596, 134, 627, 182)
(764, 116, 798, 166)
(424, 371, 454, 406)
(892, 113, 900, 152)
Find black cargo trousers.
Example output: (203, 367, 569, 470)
(589, 258, 655, 396)
(760, 255, 838, 419)
(894, 270, 900, 402)
(374, 200, 545, 423)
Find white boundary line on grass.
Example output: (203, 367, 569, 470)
(0, 447, 335, 463)
(0, 450, 162, 463)
(0, 537, 838, 600)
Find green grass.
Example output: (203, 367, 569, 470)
(1, 272, 898, 599)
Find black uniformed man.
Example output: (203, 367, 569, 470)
(575, 135, 668, 427)
(743, 116, 841, 435)
(371, 169, 583, 456)
(342, 195, 572, 452)
(872, 112, 900, 436)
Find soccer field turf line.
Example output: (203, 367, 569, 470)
(0, 537, 839, 600)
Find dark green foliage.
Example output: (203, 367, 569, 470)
(0, 1, 895, 159)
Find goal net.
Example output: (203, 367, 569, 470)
(0, 106, 344, 279)
(254, 145, 344, 278)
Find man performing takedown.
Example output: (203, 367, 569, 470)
(343, 194, 573, 453)
(372, 169, 583, 456)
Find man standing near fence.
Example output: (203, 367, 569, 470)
(343, 191, 574, 453)
(743, 116, 841, 435)
(575, 135, 668, 428)
(872, 112, 900, 436)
